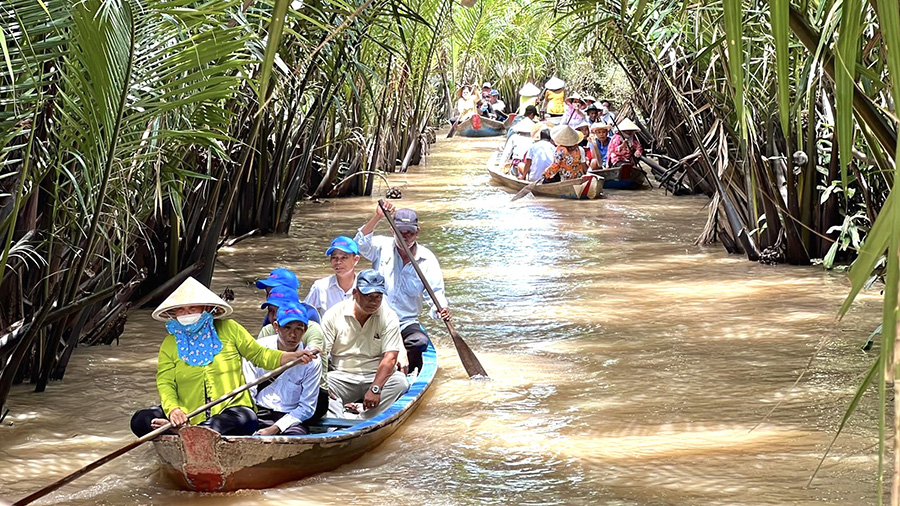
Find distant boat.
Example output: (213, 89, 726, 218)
(151, 341, 438, 492)
(487, 152, 603, 200)
(457, 114, 516, 137)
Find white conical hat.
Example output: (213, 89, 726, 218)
(616, 117, 641, 131)
(519, 82, 540, 96)
(544, 77, 565, 90)
(152, 276, 233, 322)
(512, 117, 537, 134)
(550, 125, 582, 147)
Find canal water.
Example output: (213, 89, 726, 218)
(0, 134, 886, 505)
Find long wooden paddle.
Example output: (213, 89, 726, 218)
(12, 350, 319, 506)
(511, 177, 544, 202)
(377, 200, 489, 379)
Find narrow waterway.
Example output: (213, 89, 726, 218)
(0, 133, 887, 505)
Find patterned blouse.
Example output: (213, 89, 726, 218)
(543, 145, 586, 181)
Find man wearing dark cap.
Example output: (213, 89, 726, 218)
(355, 202, 450, 374)
(320, 270, 409, 419)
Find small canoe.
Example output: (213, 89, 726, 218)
(457, 114, 515, 137)
(152, 341, 438, 492)
(590, 164, 646, 190)
(487, 153, 603, 200)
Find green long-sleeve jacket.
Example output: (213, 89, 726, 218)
(156, 319, 283, 425)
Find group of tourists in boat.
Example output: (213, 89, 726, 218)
(130, 201, 449, 438)
(464, 78, 647, 191)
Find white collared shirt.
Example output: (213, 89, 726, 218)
(321, 298, 402, 374)
(304, 274, 355, 316)
(354, 228, 448, 330)
(242, 338, 322, 433)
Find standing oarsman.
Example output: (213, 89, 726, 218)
(354, 202, 451, 374)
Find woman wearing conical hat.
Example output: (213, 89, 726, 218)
(129, 277, 314, 437)
(608, 117, 644, 167)
(540, 77, 566, 119)
(517, 82, 541, 116)
(542, 125, 588, 182)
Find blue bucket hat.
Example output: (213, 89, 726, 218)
(301, 302, 321, 324)
(256, 268, 299, 290)
(356, 269, 387, 295)
(326, 236, 359, 256)
(260, 285, 301, 309)
(276, 303, 309, 327)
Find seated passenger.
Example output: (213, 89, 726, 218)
(321, 270, 409, 419)
(574, 120, 591, 149)
(542, 125, 587, 183)
(608, 118, 644, 166)
(500, 117, 536, 176)
(520, 126, 555, 181)
(585, 103, 601, 124)
(258, 287, 331, 422)
(244, 304, 323, 435)
(255, 267, 300, 326)
(588, 123, 612, 171)
(130, 277, 313, 437)
(304, 236, 360, 317)
(541, 77, 566, 119)
(562, 93, 586, 125)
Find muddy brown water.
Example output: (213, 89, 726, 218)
(0, 134, 888, 505)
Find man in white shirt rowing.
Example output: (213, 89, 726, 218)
(304, 236, 360, 316)
(355, 203, 450, 374)
(322, 270, 409, 419)
(243, 304, 323, 435)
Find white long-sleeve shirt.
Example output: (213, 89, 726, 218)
(354, 228, 448, 330)
(242, 337, 321, 433)
(304, 274, 355, 316)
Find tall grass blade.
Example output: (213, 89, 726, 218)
(834, 0, 862, 194)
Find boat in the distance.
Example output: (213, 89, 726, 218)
(151, 341, 438, 492)
(457, 114, 515, 137)
(487, 152, 603, 200)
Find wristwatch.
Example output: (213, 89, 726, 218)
(370, 384, 381, 394)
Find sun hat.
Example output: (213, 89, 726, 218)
(326, 236, 359, 256)
(616, 117, 641, 132)
(256, 268, 299, 290)
(544, 77, 565, 90)
(550, 125, 582, 147)
(456, 86, 471, 99)
(260, 284, 301, 309)
(394, 209, 418, 232)
(565, 93, 583, 103)
(489, 90, 500, 97)
(585, 103, 600, 112)
(482, 82, 492, 88)
(356, 270, 387, 295)
(582, 96, 597, 103)
(152, 276, 233, 322)
(512, 117, 537, 134)
(591, 122, 611, 132)
(275, 303, 309, 327)
(301, 302, 321, 324)
(519, 82, 541, 96)
(531, 122, 549, 139)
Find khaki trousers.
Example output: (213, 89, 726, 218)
(326, 369, 409, 419)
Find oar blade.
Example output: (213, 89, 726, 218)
(447, 326, 489, 379)
(511, 178, 542, 202)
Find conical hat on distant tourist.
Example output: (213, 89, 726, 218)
(456, 85, 472, 98)
(152, 276, 233, 322)
(519, 83, 541, 97)
(512, 117, 537, 134)
(544, 77, 565, 90)
(565, 93, 583, 103)
(531, 122, 550, 139)
(582, 96, 597, 103)
(616, 117, 641, 132)
(550, 125, 582, 147)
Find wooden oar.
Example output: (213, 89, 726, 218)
(12, 350, 319, 506)
(511, 177, 544, 202)
(377, 200, 489, 379)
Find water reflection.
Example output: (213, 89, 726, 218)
(0, 133, 884, 505)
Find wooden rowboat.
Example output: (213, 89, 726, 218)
(486, 152, 603, 200)
(151, 341, 438, 492)
(590, 164, 646, 190)
(457, 114, 515, 137)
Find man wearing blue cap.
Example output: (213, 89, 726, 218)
(257, 286, 330, 423)
(321, 270, 408, 418)
(356, 202, 450, 374)
(304, 236, 360, 316)
(256, 268, 301, 327)
(243, 303, 323, 435)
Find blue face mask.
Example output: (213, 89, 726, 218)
(166, 312, 222, 367)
